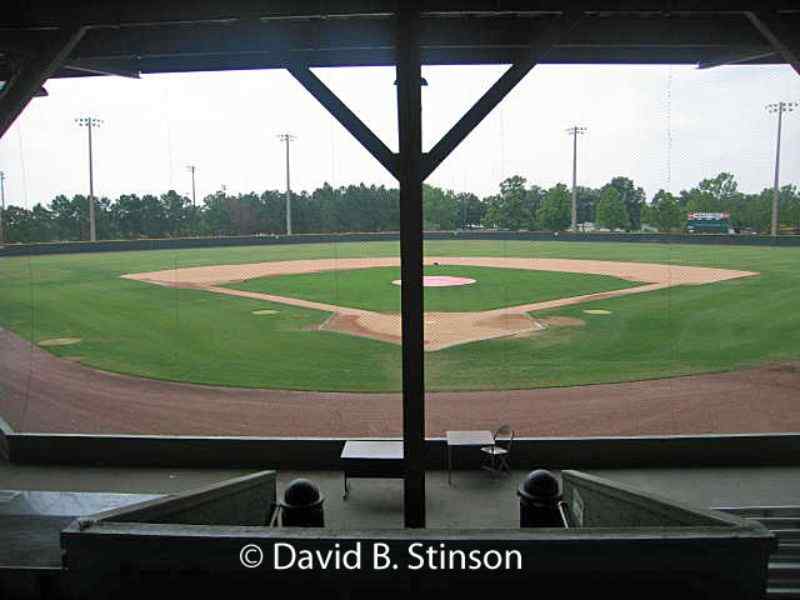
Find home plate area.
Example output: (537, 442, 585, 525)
(392, 275, 477, 287)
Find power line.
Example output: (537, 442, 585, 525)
(566, 125, 587, 231)
(766, 101, 797, 236)
(75, 116, 103, 242)
(277, 133, 296, 235)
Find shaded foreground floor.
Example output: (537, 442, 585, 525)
(2, 328, 799, 437)
(3, 460, 800, 530)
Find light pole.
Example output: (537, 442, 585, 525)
(0, 171, 5, 244)
(186, 165, 197, 234)
(566, 126, 587, 231)
(186, 165, 197, 209)
(75, 116, 103, 241)
(277, 133, 296, 235)
(766, 101, 797, 236)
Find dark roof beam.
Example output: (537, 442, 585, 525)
(62, 14, 766, 66)
(697, 48, 777, 69)
(0, 27, 86, 139)
(63, 58, 141, 79)
(4, 1, 800, 29)
(421, 11, 584, 180)
(745, 12, 800, 76)
(287, 65, 397, 177)
(76, 46, 777, 77)
(54, 17, 763, 72)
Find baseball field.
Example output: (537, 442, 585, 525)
(1, 239, 798, 436)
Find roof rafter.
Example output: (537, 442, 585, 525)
(422, 11, 584, 180)
(745, 12, 800, 75)
(288, 65, 398, 178)
(0, 27, 86, 138)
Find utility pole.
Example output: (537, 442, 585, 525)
(277, 133, 295, 235)
(0, 171, 5, 245)
(75, 116, 103, 241)
(766, 101, 797, 236)
(566, 126, 587, 231)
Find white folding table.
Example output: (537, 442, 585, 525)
(445, 430, 494, 485)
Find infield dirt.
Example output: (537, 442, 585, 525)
(124, 256, 756, 351)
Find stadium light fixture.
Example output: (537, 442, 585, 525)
(186, 165, 197, 208)
(765, 101, 797, 236)
(75, 116, 103, 242)
(277, 133, 296, 235)
(566, 126, 588, 231)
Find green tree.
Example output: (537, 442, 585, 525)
(651, 190, 685, 232)
(50, 194, 84, 240)
(733, 185, 800, 234)
(423, 184, 457, 230)
(201, 190, 234, 236)
(780, 185, 800, 231)
(454, 192, 484, 229)
(681, 172, 740, 214)
(481, 176, 534, 230)
(4, 206, 34, 242)
(161, 190, 192, 236)
(605, 177, 645, 230)
(596, 187, 628, 230)
(575, 186, 599, 225)
(536, 183, 571, 231)
(111, 194, 143, 238)
(256, 189, 288, 234)
(312, 183, 340, 232)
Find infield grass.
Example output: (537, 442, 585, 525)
(0, 240, 797, 393)
(227, 265, 640, 313)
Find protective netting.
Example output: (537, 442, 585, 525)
(0, 65, 798, 439)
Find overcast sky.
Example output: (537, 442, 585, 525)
(0, 63, 798, 209)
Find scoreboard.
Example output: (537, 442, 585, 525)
(687, 212, 734, 234)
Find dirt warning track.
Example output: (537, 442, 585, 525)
(1, 328, 798, 438)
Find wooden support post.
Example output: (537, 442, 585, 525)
(0, 28, 86, 140)
(396, 6, 425, 529)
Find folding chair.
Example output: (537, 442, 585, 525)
(481, 424, 514, 476)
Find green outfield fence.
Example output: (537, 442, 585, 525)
(2, 231, 800, 257)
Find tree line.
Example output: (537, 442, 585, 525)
(477, 173, 800, 234)
(2, 172, 798, 243)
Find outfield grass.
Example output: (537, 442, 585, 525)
(0, 240, 797, 392)
(227, 265, 640, 313)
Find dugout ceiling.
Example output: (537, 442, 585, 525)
(1, 1, 799, 140)
(2, 2, 800, 76)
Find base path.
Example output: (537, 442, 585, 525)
(2, 328, 797, 438)
(124, 257, 756, 351)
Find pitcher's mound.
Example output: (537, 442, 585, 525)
(392, 275, 476, 288)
